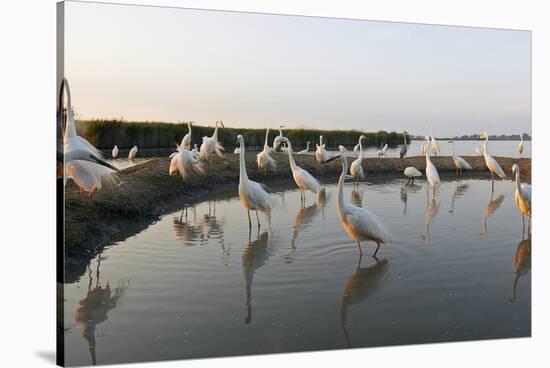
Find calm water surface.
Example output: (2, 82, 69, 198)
(63, 176, 531, 366)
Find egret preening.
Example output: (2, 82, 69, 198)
(59, 77, 119, 198)
(404, 167, 422, 184)
(272, 125, 285, 151)
(377, 143, 388, 157)
(180, 122, 192, 150)
(480, 131, 506, 188)
(399, 132, 408, 159)
(128, 146, 138, 161)
(448, 140, 472, 175)
(200, 121, 225, 166)
(169, 148, 206, 181)
(256, 128, 277, 175)
(424, 137, 440, 188)
(325, 154, 391, 258)
(518, 133, 524, 156)
(316, 135, 329, 164)
(282, 137, 323, 204)
(350, 135, 366, 185)
(338, 145, 349, 154)
(237, 135, 275, 230)
(512, 164, 531, 230)
(297, 141, 311, 155)
(112, 145, 118, 159)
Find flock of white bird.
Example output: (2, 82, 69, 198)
(60, 77, 531, 258)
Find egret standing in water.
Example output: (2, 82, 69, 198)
(404, 167, 422, 184)
(112, 145, 118, 159)
(237, 135, 275, 230)
(316, 135, 329, 164)
(272, 125, 285, 151)
(480, 131, 506, 190)
(399, 132, 408, 158)
(325, 154, 391, 257)
(200, 121, 225, 166)
(297, 141, 311, 155)
(128, 145, 138, 161)
(512, 164, 531, 230)
(350, 135, 366, 185)
(448, 140, 472, 175)
(424, 136, 440, 188)
(518, 133, 524, 157)
(256, 128, 277, 175)
(430, 125, 441, 156)
(282, 137, 323, 205)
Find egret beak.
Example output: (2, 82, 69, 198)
(323, 155, 341, 164)
(89, 155, 120, 172)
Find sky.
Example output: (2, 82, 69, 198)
(64, 1, 531, 136)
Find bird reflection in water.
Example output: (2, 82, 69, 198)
(400, 183, 421, 216)
(242, 231, 271, 324)
(509, 236, 531, 303)
(449, 181, 469, 214)
(351, 188, 363, 208)
(172, 205, 202, 247)
(482, 192, 505, 239)
(317, 189, 329, 220)
(340, 257, 389, 348)
(74, 256, 129, 366)
(287, 203, 320, 262)
(424, 186, 440, 245)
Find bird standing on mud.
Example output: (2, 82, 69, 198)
(237, 135, 276, 230)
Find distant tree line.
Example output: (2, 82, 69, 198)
(410, 133, 531, 141)
(75, 119, 410, 150)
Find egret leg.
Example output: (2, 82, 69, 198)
(356, 240, 363, 257)
(247, 210, 252, 230)
(255, 210, 261, 229)
(89, 191, 94, 200)
(373, 242, 381, 258)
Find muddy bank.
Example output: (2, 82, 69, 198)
(64, 152, 530, 280)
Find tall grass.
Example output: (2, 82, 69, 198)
(76, 119, 409, 150)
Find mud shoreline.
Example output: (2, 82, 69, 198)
(63, 152, 530, 281)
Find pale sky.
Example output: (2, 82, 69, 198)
(64, 1, 531, 136)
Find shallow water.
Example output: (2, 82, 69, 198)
(62, 176, 531, 366)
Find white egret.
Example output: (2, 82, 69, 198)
(180, 122, 192, 150)
(59, 77, 119, 197)
(200, 121, 225, 165)
(256, 128, 277, 175)
(475, 146, 482, 156)
(297, 141, 311, 155)
(169, 148, 206, 181)
(399, 132, 408, 158)
(480, 131, 506, 183)
(421, 140, 427, 156)
(66, 160, 120, 199)
(424, 136, 440, 188)
(282, 137, 323, 204)
(349, 135, 366, 185)
(237, 135, 276, 230)
(316, 135, 329, 164)
(518, 133, 524, 156)
(112, 145, 118, 159)
(272, 125, 285, 151)
(404, 167, 422, 184)
(448, 140, 472, 175)
(128, 145, 138, 161)
(377, 143, 388, 157)
(234, 147, 241, 154)
(430, 125, 441, 156)
(325, 154, 391, 257)
(512, 164, 531, 227)
(338, 145, 349, 153)
(353, 142, 360, 152)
